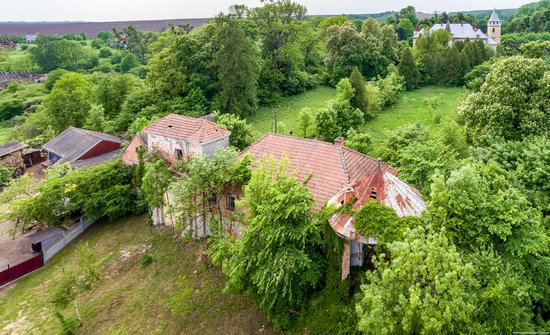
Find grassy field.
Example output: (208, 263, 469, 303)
(247, 85, 468, 152)
(361, 86, 468, 152)
(0, 216, 277, 335)
(0, 126, 12, 143)
(248, 86, 336, 137)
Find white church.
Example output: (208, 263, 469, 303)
(413, 9, 502, 49)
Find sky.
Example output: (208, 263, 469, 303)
(0, 0, 537, 22)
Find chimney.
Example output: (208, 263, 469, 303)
(334, 136, 345, 146)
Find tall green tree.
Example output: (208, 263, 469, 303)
(142, 160, 173, 223)
(94, 72, 140, 119)
(223, 157, 322, 319)
(325, 23, 366, 85)
(348, 67, 370, 117)
(356, 226, 477, 334)
(398, 48, 421, 90)
(43, 73, 94, 132)
(459, 56, 549, 143)
(213, 113, 255, 150)
(213, 18, 259, 117)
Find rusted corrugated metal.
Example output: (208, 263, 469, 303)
(327, 166, 426, 243)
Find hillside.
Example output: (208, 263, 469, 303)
(0, 216, 277, 335)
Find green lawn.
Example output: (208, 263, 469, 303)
(0, 216, 277, 335)
(247, 85, 468, 152)
(361, 86, 468, 152)
(248, 86, 336, 137)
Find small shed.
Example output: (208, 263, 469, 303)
(22, 148, 42, 167)
(42, 127, 124, 168)
(327, 165, 426, 280)
(0, 141, 28, 169)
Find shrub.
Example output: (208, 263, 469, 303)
(99, 47, 112, 58)
(375, 67, 405, 108)
(140, 253, 154, 268)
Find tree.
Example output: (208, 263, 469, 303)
(213, 18, 259, 117)
(362, 18, 389, 79)
(43, 69, 69, 91)
(223, 157, 322, 320)
(3, 162, 136, 231)
(325, 23, 366, 85)
(348, 67, 370, 117)
(398, 48, 420, 90)
(396, 18, 414, 41)
(356, 226, 477, 334)
(30, 37, 98, 72)
(50, 243, 100, 332)
(94, 72, 140, 119)
(354, 200, 408, 244)
(315, 79, 364, 141)
(298, 108, 313, 138)
(119, 52, 138, 72)
(344, 129, 372, 155)
(141, 160, 173, 224)
(112, 25, 153, 64)
(172, 148, 250, 235)
(459, 56, 549, 143)
(43, 73, 94, 132)
(428, 163, 550, 308)
(213, 113, 255, 150)
(251, 0, 314, 102)
(83, 104, 106, 132)
(395, 139, 458, 194)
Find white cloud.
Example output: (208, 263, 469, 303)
(0, 0, 536, 22)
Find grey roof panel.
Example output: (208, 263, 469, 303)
(71, 148, 122, 169)
(42, 127, 123, 162)
(0, 141, 27, 157)
(489, 9, 502, 22)
(429, 23, 489, 40)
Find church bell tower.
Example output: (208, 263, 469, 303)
(487, 8, 502, 44)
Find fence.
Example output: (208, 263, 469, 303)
(0, 253, 44, 287)
(43, 217, 97, 262)
(0, 217, 97, 288)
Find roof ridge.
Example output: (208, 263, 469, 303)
(338, 144, 351, 184)
(263, 133, 339, 148)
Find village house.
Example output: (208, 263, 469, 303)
(212, 134, 421, 232)
(42, 127, 124, 168)
(0, 72, 46, 90)
(215, 134, 426, 279)
(122, 114, 230, 165)
(0, 37, 15, 49)
(0, 141, 28, 173)
(413, 9, 502, 48)
(25, 34, 38, 44)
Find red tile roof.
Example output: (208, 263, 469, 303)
(144, 114, 230, 143)
(240, 134, 397, 209)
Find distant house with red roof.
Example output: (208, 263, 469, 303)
(122, 114, 231, 165)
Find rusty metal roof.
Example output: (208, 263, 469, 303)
(327, 166, 426, 242)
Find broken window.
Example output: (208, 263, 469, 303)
(175, 148, 183, 160)
(226, 194, 236, 211)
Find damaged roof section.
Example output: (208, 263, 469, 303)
(327, 165, 426, 243)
